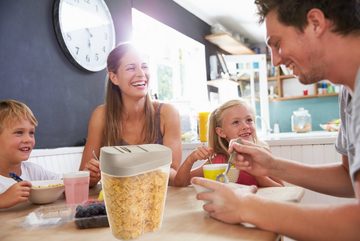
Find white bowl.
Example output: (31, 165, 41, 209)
(30, 180, 65, 204)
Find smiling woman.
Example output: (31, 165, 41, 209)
(79, 43, 182, 187)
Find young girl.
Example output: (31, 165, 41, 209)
(174, 99, 282, 187)
(79, 42, 182, 187)
(0, 100, 61, 209)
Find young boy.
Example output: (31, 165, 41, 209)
(0, 99, 61, 209)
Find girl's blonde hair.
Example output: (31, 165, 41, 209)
(0, 99, 38, 134)
(103, 42, 157, 146)
(208, 99, 258, 158)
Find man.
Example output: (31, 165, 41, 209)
(192, 1, 360, 240)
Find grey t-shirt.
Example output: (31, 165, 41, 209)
(335, 69, 360, 184)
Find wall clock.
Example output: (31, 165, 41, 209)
(53, 0, 116, 72)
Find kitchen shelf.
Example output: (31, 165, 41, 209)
(271, 93, 338, 101)
(267, 67, 338, 101)
(205, 33, 255, 55)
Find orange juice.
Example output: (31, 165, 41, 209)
(198, 112, 210, 142)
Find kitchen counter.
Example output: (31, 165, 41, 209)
(262, 130, 338, 146)
(183, 131, 338, 149)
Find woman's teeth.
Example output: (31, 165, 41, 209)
(132, 82, 146, 87)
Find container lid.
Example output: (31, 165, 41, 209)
(63, 171, 89, 179)
(293, 107, 310, 115)
(99, 144, 172, 177)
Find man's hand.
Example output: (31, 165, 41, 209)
(230, 139, 277, 177)
(192, 177, 257, 224)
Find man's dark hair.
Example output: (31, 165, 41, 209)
(254, 0, 360, 35)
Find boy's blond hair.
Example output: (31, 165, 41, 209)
(208, 99, 261, 158)
(0, 99, 38, 134)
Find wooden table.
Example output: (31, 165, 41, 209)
(0, 186, 302, 241)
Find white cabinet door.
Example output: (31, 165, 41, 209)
(270, 144, 354, 205)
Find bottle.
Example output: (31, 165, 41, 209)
(273, 122, 280, 134)
(291, 107, 312, 133)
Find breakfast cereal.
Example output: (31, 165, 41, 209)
(102, 170, 168, 240)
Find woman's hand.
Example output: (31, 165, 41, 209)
(85, 158, 101, 187)
(192, 177, 257, 224)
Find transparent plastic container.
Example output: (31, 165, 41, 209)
(291, 107, 312, 133)
(100, 144, 171, 240)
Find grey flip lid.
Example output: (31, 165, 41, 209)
(100, 144, 172, 177)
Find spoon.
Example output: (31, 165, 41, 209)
(216, 138, 242, 183)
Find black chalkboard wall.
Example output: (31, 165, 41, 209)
(0, 0, 217, 148)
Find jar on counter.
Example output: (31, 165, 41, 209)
(291, 107, 312, 133)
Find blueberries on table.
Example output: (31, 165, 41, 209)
(74, 201, 109, 229)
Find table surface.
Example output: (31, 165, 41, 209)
(0, 186, 303, 241)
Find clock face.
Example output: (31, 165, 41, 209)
(53, 0, 116, 72)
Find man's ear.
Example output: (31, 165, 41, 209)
(215, 127, 226, 139)
(306, 8, 329, 36)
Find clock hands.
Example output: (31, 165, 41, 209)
(85, 28, 93, 38)
(54, 0, 115, 72)
(86, 28, 93, 48)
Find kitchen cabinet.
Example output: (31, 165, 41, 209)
(267, 131, 354, 205)
(268, 66, 338, 101)
(205, 33, 254, 55)
(29, 147, 83, 174)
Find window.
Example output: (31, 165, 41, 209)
(132, 9, 208, 112)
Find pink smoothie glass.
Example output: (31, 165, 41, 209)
(63, 171, 90, 205)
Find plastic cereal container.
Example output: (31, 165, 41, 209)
(100, 144, 172, 240)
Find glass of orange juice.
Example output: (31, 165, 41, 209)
(198, 112, 210, 142)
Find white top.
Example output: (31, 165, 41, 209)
(351, 69, 360, 181)
(336, 68, 360, 184)
(0, 162, 61, 194)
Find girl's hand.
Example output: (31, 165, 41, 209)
(0, 181, 31, 209)
(85, 158, 101, 187)
(190, 146, 213, 163)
